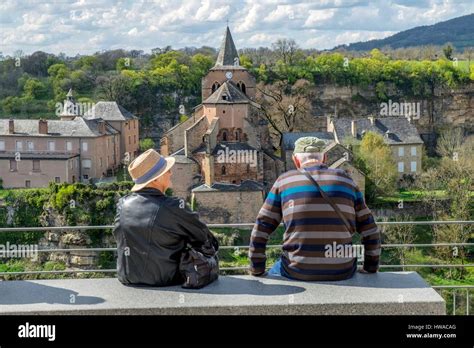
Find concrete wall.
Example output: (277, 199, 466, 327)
(192, 190, 264, 224)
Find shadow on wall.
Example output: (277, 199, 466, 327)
(263, 271, 430, 289)
(0, 281, 105, 305)
(127, 276, 307, 296)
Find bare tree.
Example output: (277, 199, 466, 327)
(381, 215, 415, 271)
(256, 79, 313, 147)
(272, 39, 299, 65)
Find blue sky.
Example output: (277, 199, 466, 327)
(0, 0, 473, 56)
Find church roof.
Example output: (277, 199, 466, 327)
(215, 26, 240, 67)
(203, 81, 250, 104)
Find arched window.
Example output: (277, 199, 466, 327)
(222, 131, 228, 141)
(239, 82, 246, 95)
(211, 82, 220, 93)
(235, 131, 239, 141)
(221, 166, 226, 175)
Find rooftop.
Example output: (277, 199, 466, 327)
(214, 26, 240, 68)
(84, 101, 137, 121)
(0, 117, 118, 137)
(203, 81, 250, 105)
(333, 117, 423, 145)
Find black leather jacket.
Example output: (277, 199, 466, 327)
(113, 187, 213, 286)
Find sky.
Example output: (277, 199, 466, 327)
(0, 0, 473, 56)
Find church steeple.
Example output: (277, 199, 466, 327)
(215, 26, 239, 67)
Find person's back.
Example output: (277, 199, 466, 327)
(113, 149, 214, 287)
(249, 137, 380, 281)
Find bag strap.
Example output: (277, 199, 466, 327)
(300, 168, 353, 233)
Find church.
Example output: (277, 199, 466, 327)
(160, 26, 283, 223)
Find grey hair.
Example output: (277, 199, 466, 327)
(293, 152, 324, 165)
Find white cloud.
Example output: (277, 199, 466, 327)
(0, 0, 472, 55)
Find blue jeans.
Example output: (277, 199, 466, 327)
(268, 259, 293, 278)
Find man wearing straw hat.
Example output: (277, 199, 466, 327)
(113, 149, 215, 286)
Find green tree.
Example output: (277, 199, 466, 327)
(139, 138, 155, 151)
(357, 132, 397, 201)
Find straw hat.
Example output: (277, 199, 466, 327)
(128, 149, 175, 192)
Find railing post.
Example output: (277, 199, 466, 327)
(467, 289, 469, 315)
(452, 290, 456, 315)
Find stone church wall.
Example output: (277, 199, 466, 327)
(192, 190, 264, 224)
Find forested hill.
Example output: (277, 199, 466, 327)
(340, 13, 474, 51)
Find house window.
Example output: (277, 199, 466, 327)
(222, 132, 227, 141)
(70, 159, 73, 169)
(27, 141, 34, 151)
(0, 140, 5, 151)
(235, 132, 240, 141)
(66, 141, 73, 152)
(48, 141, 55, 151)
(10, 159, 17, 171)
(129, 136, 131, 145)
(128, 122, 131, 130)
(82, 159, 92, 169)
(411, 146, 417, 156)
(25, 180, 31, 188)
(55, 177, 60, 183)
(221, 166, 226, 175)
(134, 135, 137, 144)
(411, 161, 417, 172)
(82, 141, 88, 152)
(32, 160, 40, 172)
(134, 120, 136, 129)
(83, 174, 89, 180)
(398, 162, 404, 173)
(398, 147, 404, 157)
(15, 141, 23, 151)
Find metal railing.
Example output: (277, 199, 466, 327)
(0, 220, 473, 314)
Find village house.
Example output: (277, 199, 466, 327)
(0, 90, 139, 188)
(328, 116, 424, 177)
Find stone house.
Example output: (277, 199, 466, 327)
(0, 91, 140, 188)
(328, 116, 424, 177)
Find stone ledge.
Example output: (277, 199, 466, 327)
(0, 272, 445, 315)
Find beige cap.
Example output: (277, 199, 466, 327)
(128, 149, 175, 192)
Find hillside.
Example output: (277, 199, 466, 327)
(341, 13, 474, 51)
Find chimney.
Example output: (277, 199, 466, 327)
(368, 116, 375, 125)
(38, 119, 48, 134)
(351, 120, 357, 137)
(8, 119, 14, 134)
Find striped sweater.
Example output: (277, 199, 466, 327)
(249, 163, 380, 281)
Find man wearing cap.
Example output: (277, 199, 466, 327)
(248, 137, 380, 281)
(113, 149, 215, 286)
